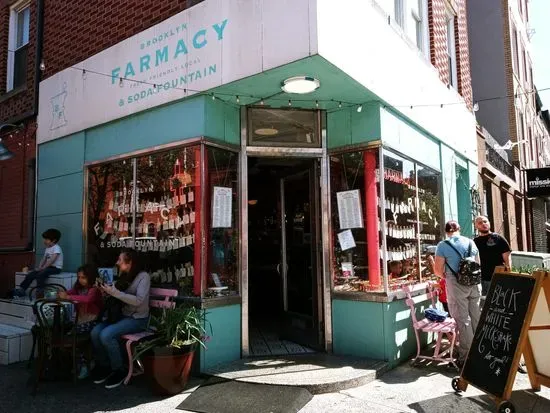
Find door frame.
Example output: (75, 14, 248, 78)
(239, 108, 332, 356)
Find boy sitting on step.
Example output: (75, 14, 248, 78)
(13, 228, 63, 298)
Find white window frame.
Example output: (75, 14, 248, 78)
(6, 0, 31, 92)
(412, 0, 429, 58)
(394, 0, 405, 29)
(445, 10, 458, 89)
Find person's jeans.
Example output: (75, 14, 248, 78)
(481, 280, 491, 297)
(19, 267, 62, 291)
(445, 273, 482, 362)
(91, 317, 148, 371)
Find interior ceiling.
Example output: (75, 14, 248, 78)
(210, 55, 379, 111)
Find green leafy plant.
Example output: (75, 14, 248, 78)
(134, 305, 211, 360)
(511, 265, 540, 275)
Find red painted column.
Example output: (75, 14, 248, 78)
(364, 150, 381, 287)
(193, 146, 203, 296)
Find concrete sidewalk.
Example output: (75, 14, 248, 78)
(301, 361, 550, 413)
(1, 360, 549, 413)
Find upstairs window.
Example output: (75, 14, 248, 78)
(411, 0, 428, 57)
(394, 0, 405, 29)
(446, 12, 458, 89)
(7, 1, 30, 92)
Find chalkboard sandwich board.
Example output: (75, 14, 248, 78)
(452, 268, 545, 413)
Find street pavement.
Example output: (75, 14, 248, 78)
(1, 359, 549, 412)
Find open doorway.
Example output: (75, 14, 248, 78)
(247, 156, 322, 356)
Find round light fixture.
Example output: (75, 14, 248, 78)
(281, 76, 320, 94)
(254, 127, 278, 136)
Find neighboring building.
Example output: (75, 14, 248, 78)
(530, 89, 550, 252)
(467, 0, 538, 250)
(476, 125, 523, 251)
(32, 0, 477, 371)
(0, 0, 42, 297)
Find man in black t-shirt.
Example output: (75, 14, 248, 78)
(473, 215, 512, 296)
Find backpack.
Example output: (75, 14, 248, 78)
(444, 240, 482, 286)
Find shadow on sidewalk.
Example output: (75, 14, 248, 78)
(408, 388, 550, 413)
(0, 362, 203, 413)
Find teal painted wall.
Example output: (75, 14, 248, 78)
(36, 95, 240, 271)
(332, 297, 434, 367)
(456, 165, 472, 237)
(36, 133, 86, 270)
(327, 105, 381, 148)
(380, 108, 441, 171)
(332, 299, 386, 359)
(200, 304, 241, 371)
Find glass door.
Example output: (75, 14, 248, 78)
(279, 163, 322, 348)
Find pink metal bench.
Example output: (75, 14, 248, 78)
(404, 283, 458, 369)
(121, 288, 178, 385)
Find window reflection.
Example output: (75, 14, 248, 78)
(205, 147, 239, 297)
(417, 165, 442, 281)
(248, 108, 319, 147)
(86, 160, 134, 269)
(330, 150, 382, 293)
(85, 143, 240, 299)
(384, 151, 419, 290)
(134, 147, 200, 296)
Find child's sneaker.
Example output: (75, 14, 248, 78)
(12, 288, 26, 298)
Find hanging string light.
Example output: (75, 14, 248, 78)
(64, 65, 550, 113)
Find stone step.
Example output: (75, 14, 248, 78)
(0, 299, 35, 329)
(205, 354, 389, 394)
(0, 323, 33, 365)
(15, 272, 77, 292)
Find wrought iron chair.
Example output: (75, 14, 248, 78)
(404, 284, 458, 369)
(27, 284, 68, 368)
(31, 298, 89, 394)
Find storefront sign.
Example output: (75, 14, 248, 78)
(37, 0, 316, 143)
(526, 168, 550, 197)
(336, 190, 364, 229)
(212, 186, 233, 228)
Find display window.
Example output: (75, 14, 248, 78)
(85, 141, 239, 299)
(329, 147, 443, 296)
(330, 149, 383, 293)
(204, 146, 239, 298)
(383, 149, 442, 291)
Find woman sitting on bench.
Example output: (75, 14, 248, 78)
(90, 248, 150, 389)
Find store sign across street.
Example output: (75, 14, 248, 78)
(526, 167, 550, 197)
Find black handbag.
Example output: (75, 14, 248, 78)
(101, 296, 125, 324)
(99, 278, 130, 324)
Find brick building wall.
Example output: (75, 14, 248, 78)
(0, 0, 39, 295)
(428, 0, 473, 109)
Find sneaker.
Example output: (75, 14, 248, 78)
(13, 288, 26, 298)
(92, 366, 113, 384)
(518, 363, 527, 374)
(104, 370, 127, 389)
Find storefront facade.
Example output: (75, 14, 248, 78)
(36, 0, 478, 371)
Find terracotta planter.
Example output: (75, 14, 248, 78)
(142, 345, 195, 395)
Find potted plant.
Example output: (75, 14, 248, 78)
(134, 305, 210, 395)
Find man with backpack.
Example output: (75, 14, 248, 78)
(434, 220, 481, 368)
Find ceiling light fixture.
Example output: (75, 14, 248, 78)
(281, 76, 320, 94)
(254, 127, 279, 136)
